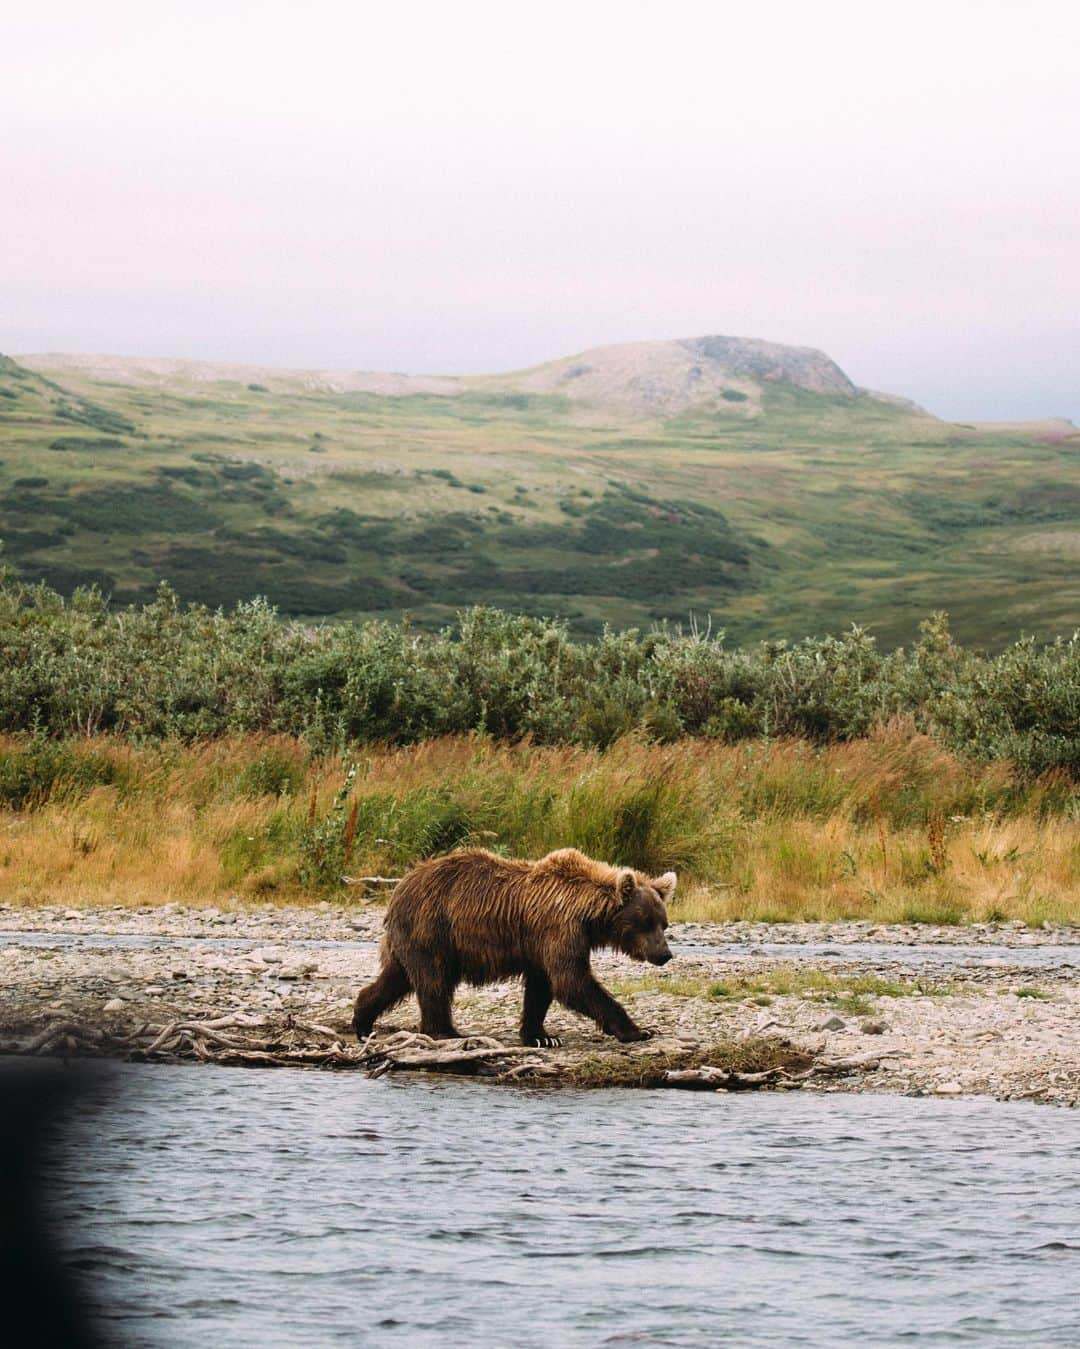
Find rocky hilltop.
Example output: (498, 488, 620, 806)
(503, 333, 873, 416)
(682, 335, 857, 396)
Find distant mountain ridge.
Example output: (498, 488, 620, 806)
(18, 333, 932, 420)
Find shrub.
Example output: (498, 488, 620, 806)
(49, 437, 127, 452)
(0, 736, 120, 809)
(0, 571, 1077, 781)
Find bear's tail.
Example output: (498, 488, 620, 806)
(352, 943, 412, 1040)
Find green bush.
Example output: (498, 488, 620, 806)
(234, 749, 306, 799)
(0, 737, 119, 809)
(49, 437, 127, 452)
(0, 569, 1077, 781)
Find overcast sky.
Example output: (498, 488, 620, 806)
(2, 2, 1077, 420)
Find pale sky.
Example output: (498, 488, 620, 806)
(2, 1, 1078, 420)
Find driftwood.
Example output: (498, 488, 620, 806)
(6, 1013, 548, 1078)
(663, 1064, 815, 1091)
(5, 1012, 858, 1091)
(355, 1030, 549, 1077)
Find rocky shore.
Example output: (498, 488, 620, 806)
(2, 903, 1078, 1105)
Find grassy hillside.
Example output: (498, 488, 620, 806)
(2, 344, 1078, 647)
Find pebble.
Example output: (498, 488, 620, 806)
(935, 1081, 963, 1096)
(861, 1020, 888, 1035)
(277, 960, 319, 980)
(817, 1015, 846, 1031)
(103, 998, 125, 1013)
(144, 985, 164, 995)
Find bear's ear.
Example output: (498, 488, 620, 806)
(617, 869, 637, 903)
(653, 871, 677, 900)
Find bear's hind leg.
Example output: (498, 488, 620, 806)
(352, 954, 412, 1040)
(521, 968, 560, 1047)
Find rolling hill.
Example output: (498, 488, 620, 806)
(2, 337, 1078, 648)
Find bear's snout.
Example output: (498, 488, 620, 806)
(650, 947, 673, 966)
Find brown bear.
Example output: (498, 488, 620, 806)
(352, 847, 676, 1046)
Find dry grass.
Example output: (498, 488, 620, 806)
(672, 814, 1080, 927)
(1, 729, 1077, 923)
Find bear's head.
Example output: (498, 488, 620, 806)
(609, 869, 675, 965)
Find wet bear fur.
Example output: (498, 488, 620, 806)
(352, 847, 676, 1046)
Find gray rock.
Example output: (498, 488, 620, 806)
(103, 998, 125, 1012)
(861, 1019, 888, 1035)
(817, 1015, 846, 1031)
(277, 959, 319, 980)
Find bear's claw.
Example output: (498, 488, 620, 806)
(530, 1035, 562, 1048)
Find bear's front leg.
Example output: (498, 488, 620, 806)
(521, 968, 561, 1047)
(552, 963, 652, 1043)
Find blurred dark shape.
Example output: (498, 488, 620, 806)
(0, 1064, 110, 1348)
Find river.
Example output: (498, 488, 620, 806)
(7, 927, 1080, 970)
(41, 1064, 1080, 1346)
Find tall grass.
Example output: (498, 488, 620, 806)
(3, 728, 1077, 923)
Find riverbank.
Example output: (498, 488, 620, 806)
(3, 905, 1078, 1105)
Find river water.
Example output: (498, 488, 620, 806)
(7, 928, 1080, 971)
(41, 1064, 1080, 1347)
